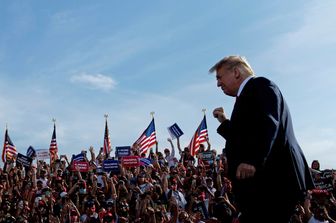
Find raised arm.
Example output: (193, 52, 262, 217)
(89, 146, 96, 163)
(167, 138, 175, 157)
(176, 137, 182, 155)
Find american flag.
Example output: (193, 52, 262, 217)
(49, 123, 58, 163)
(188, 115, 208, 156)
(2, 128, 17, 162)
(135, 118, 156, 155)
(103, 119, 112, 158)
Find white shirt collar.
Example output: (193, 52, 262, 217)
(237, 76, 254, 97)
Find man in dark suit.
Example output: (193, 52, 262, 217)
(210, 55, 315, 223)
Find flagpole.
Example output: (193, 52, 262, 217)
(150, 111, 155, 119)
(104, 114, 108, 120)
(202, 108, 206, 116)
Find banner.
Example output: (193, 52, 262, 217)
(199, 151, 214, 168)
(122, 156, 140, 167)
(16, 153, 33, 168)
(167, 123, 184, 140)
(71, 161, 89, 172)
(115, 146, 131, 158)
(103, 159, 120, 173)
(36, 149, 50, 160)
(313, 169, 334, 192)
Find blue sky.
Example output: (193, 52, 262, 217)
(1, 1, 335, 169)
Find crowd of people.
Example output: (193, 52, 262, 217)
(0, 137, 335, 223)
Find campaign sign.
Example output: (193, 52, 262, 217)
(103, 159, 120, 173)
(200, 151, 213, 161)
(16, 153, 33, 168)
(199, 151, 214, 168)
(115, 146, 131, 157)
(167, 123, 184, 140)
(314, 169, 334, 192)
(122, 156, 140, 167)
(36, 149, 50, 160)
(71, 161, 89, 172)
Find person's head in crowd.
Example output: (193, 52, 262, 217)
(117, 198, 129, 218)
(70, 209, 79, 223)
(105, 199, 114, 212)
(164, 148, 170, 157)
(56, 168, 63, 177)
(206, 177, 214, 188)
(157, 152, 164, 160)
(199, 144, 205, 153)
(60, 191, 69, 204)
(170, 178, 178, 191)
(39, 169, 47, 179)
(223, 177, 233, 193)
(78, 179, 87, 195)
(137, 173, 146, 185)
(212, 149, 217, 156)
(1, 200, 11, 213)
(54, 176, 66, 192)
(184, 147, 190, 155)
(36, 199, 48, 217)
(178, 165, 187, 178)
(178, 211, 190, 223)
(103, 212, 114, 223)
(97, 189, 106, 204)
(37, 179, 43, 190)
(85, 200, 97, 218)
(311, 160, 320, 171)
(117, 180, 128, 199)
(3, 214, 16, 223)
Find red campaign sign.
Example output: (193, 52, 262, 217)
(122, 156, 140, 167)
(71, 161, 89, 172)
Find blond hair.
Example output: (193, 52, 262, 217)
(209, 55, 254, 76)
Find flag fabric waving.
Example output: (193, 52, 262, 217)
(188, 115, 208, 156)
(49, 123, 58, 163)
(103, 119, 112, 158)
(2, 128, 17, 162)
(140, 157, 152, 166)
(135, 118, 156, 155)
(26, 145, 36, 158)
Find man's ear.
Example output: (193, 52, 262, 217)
(233, 67, 240, 79)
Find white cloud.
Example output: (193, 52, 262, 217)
(70, 73, 117, 91)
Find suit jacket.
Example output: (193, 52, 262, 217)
(217, 77, 314, 204)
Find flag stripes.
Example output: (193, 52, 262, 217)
(189, 115, 208, 156)
(103, 119, 112, 157)
(135, 118, 156, 155)
(2, 128, 17, 162)
(49, 123, 58, 162)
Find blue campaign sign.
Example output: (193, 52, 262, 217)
(103, 159, 119, 173)
(115, 146, 131, 157)
(167, 123, 184, 140)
